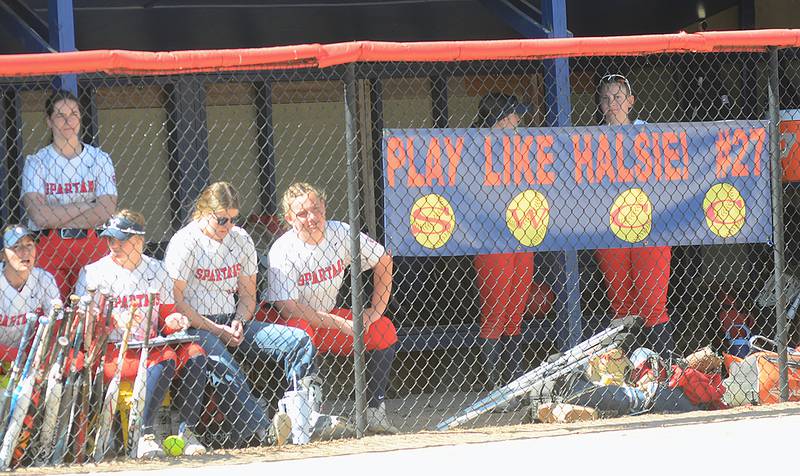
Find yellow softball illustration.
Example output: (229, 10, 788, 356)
(703, 183, 746, 238)
(409, 194, 456, 249)
(506, 190, 550, 247)
(609, 188, 652, 243)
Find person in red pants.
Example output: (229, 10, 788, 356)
(262, 182, 398, 435)
(472, 93, 534, 399)
(21, 89, 116, 299)
(595, 74, 674, 357)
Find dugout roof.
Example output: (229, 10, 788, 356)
(1, 0, 740, 54)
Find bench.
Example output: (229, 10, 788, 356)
(395, 319, 560, 353)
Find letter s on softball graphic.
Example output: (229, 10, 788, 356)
(703, 183, 746, 238)
(409, 194, 455, 249)
(609, 188, 653, 243)
(506, 190, 550, 247)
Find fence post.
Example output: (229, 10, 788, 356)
(344, 62, 368, 436)
(768, 46, 789, 401)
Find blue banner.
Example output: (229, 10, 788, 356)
(382, 121, 772, 256)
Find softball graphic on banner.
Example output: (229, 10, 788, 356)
(609, 188, 653, 243)
(409, 194, 456, 249)
(506, 190, 550, 247)
(703, 183, 746, 238)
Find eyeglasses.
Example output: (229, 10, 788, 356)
(214, 215, 239, 226)
(599, 74, 633, 96)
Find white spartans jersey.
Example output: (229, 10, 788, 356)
(0, 266, 59, 349)
(164, 221, 257, 316)
(21, 144, 117, 230)
(76, 255, 172, 343)
(265, 221, 384, 313)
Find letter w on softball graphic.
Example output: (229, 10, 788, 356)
(382, 122, 772, 256)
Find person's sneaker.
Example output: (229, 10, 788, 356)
(181, 427, 207, 456)
(365, 403, 399, 435)
(136, 433, 166, 459)
(310, 411, 354, 441)
(267, 411, 292, 446)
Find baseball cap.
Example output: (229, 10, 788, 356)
(476, 92, 530, 127)
(2, 225, 34, 249)
(100, 215, 145, 241)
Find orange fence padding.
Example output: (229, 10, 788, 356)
(1, 29, 800, 77)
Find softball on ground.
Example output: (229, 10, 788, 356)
(163, 435, 185, 457)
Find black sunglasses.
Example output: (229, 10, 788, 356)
(214, 215, 239, 226)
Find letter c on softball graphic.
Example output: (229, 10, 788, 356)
(703, 183, 746, 238)
(609, 188, 652, 243)
(506, 190, 550, 247)
(409, 194, 455, 249)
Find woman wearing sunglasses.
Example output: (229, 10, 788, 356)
(164, 181, 341, 447)
(595, 74, 674, 357)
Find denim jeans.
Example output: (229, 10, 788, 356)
(189, 315, 317, 445)
(565, 376, 698, 414)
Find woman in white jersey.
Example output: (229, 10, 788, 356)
(0, 225, 60, 366)
(263, 182, 399, 434)
(22, 89, 117, 299)
(594, 74, 674, 357)
(76, 210, 208, 458)
(164, 182, 331, 447)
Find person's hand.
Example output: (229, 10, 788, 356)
(164, 312, 189, 332)
(217, 322, 244, 347)
(363, 308, 384, 328)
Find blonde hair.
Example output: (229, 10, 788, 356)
(281, 182, 326, 218)
(192, 182, 240, 220)
(114, 209, 146, 228)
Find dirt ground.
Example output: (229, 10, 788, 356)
(15, 401, 800, 475)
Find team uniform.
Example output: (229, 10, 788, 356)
(263, 220, 397, 410)
(22, 144, 116, 297)
(164, 220, 316, 445)
(76, 255, 204, 380)
(0, 266, 59, 363)
(76, 254, 207, 439)
(595, 120, 674, 356)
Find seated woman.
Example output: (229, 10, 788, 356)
(0, 225, 60, 366)
(76, 210, 208, 458)
(262, 182, 399, 434)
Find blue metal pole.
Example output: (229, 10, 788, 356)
(48, 0, 77, 94)
(541, 0, 582, 350)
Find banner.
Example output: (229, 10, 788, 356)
(382, 121, 772, 256)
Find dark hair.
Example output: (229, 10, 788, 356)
(473, 92, 527, 128)
(45, 89, 80, 117)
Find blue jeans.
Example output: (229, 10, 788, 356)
(189, 315, 317, 445)
(565, 376, 698, 414)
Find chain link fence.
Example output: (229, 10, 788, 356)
(0, 32, 799, 468)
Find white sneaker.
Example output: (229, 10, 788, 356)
(309, 411, 354, 441)
(181, 427, 207, 456)
(270, 411, 293, 446)
(136, 433, 166, 459)
(366, 403, 399, 435)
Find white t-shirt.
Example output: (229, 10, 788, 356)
(21, 144, 117, 230)
(264, 221, 385, 313)
(76, 255, 172, 343)
(0, 266, 60, 349)
(163, 221, 257, 316)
